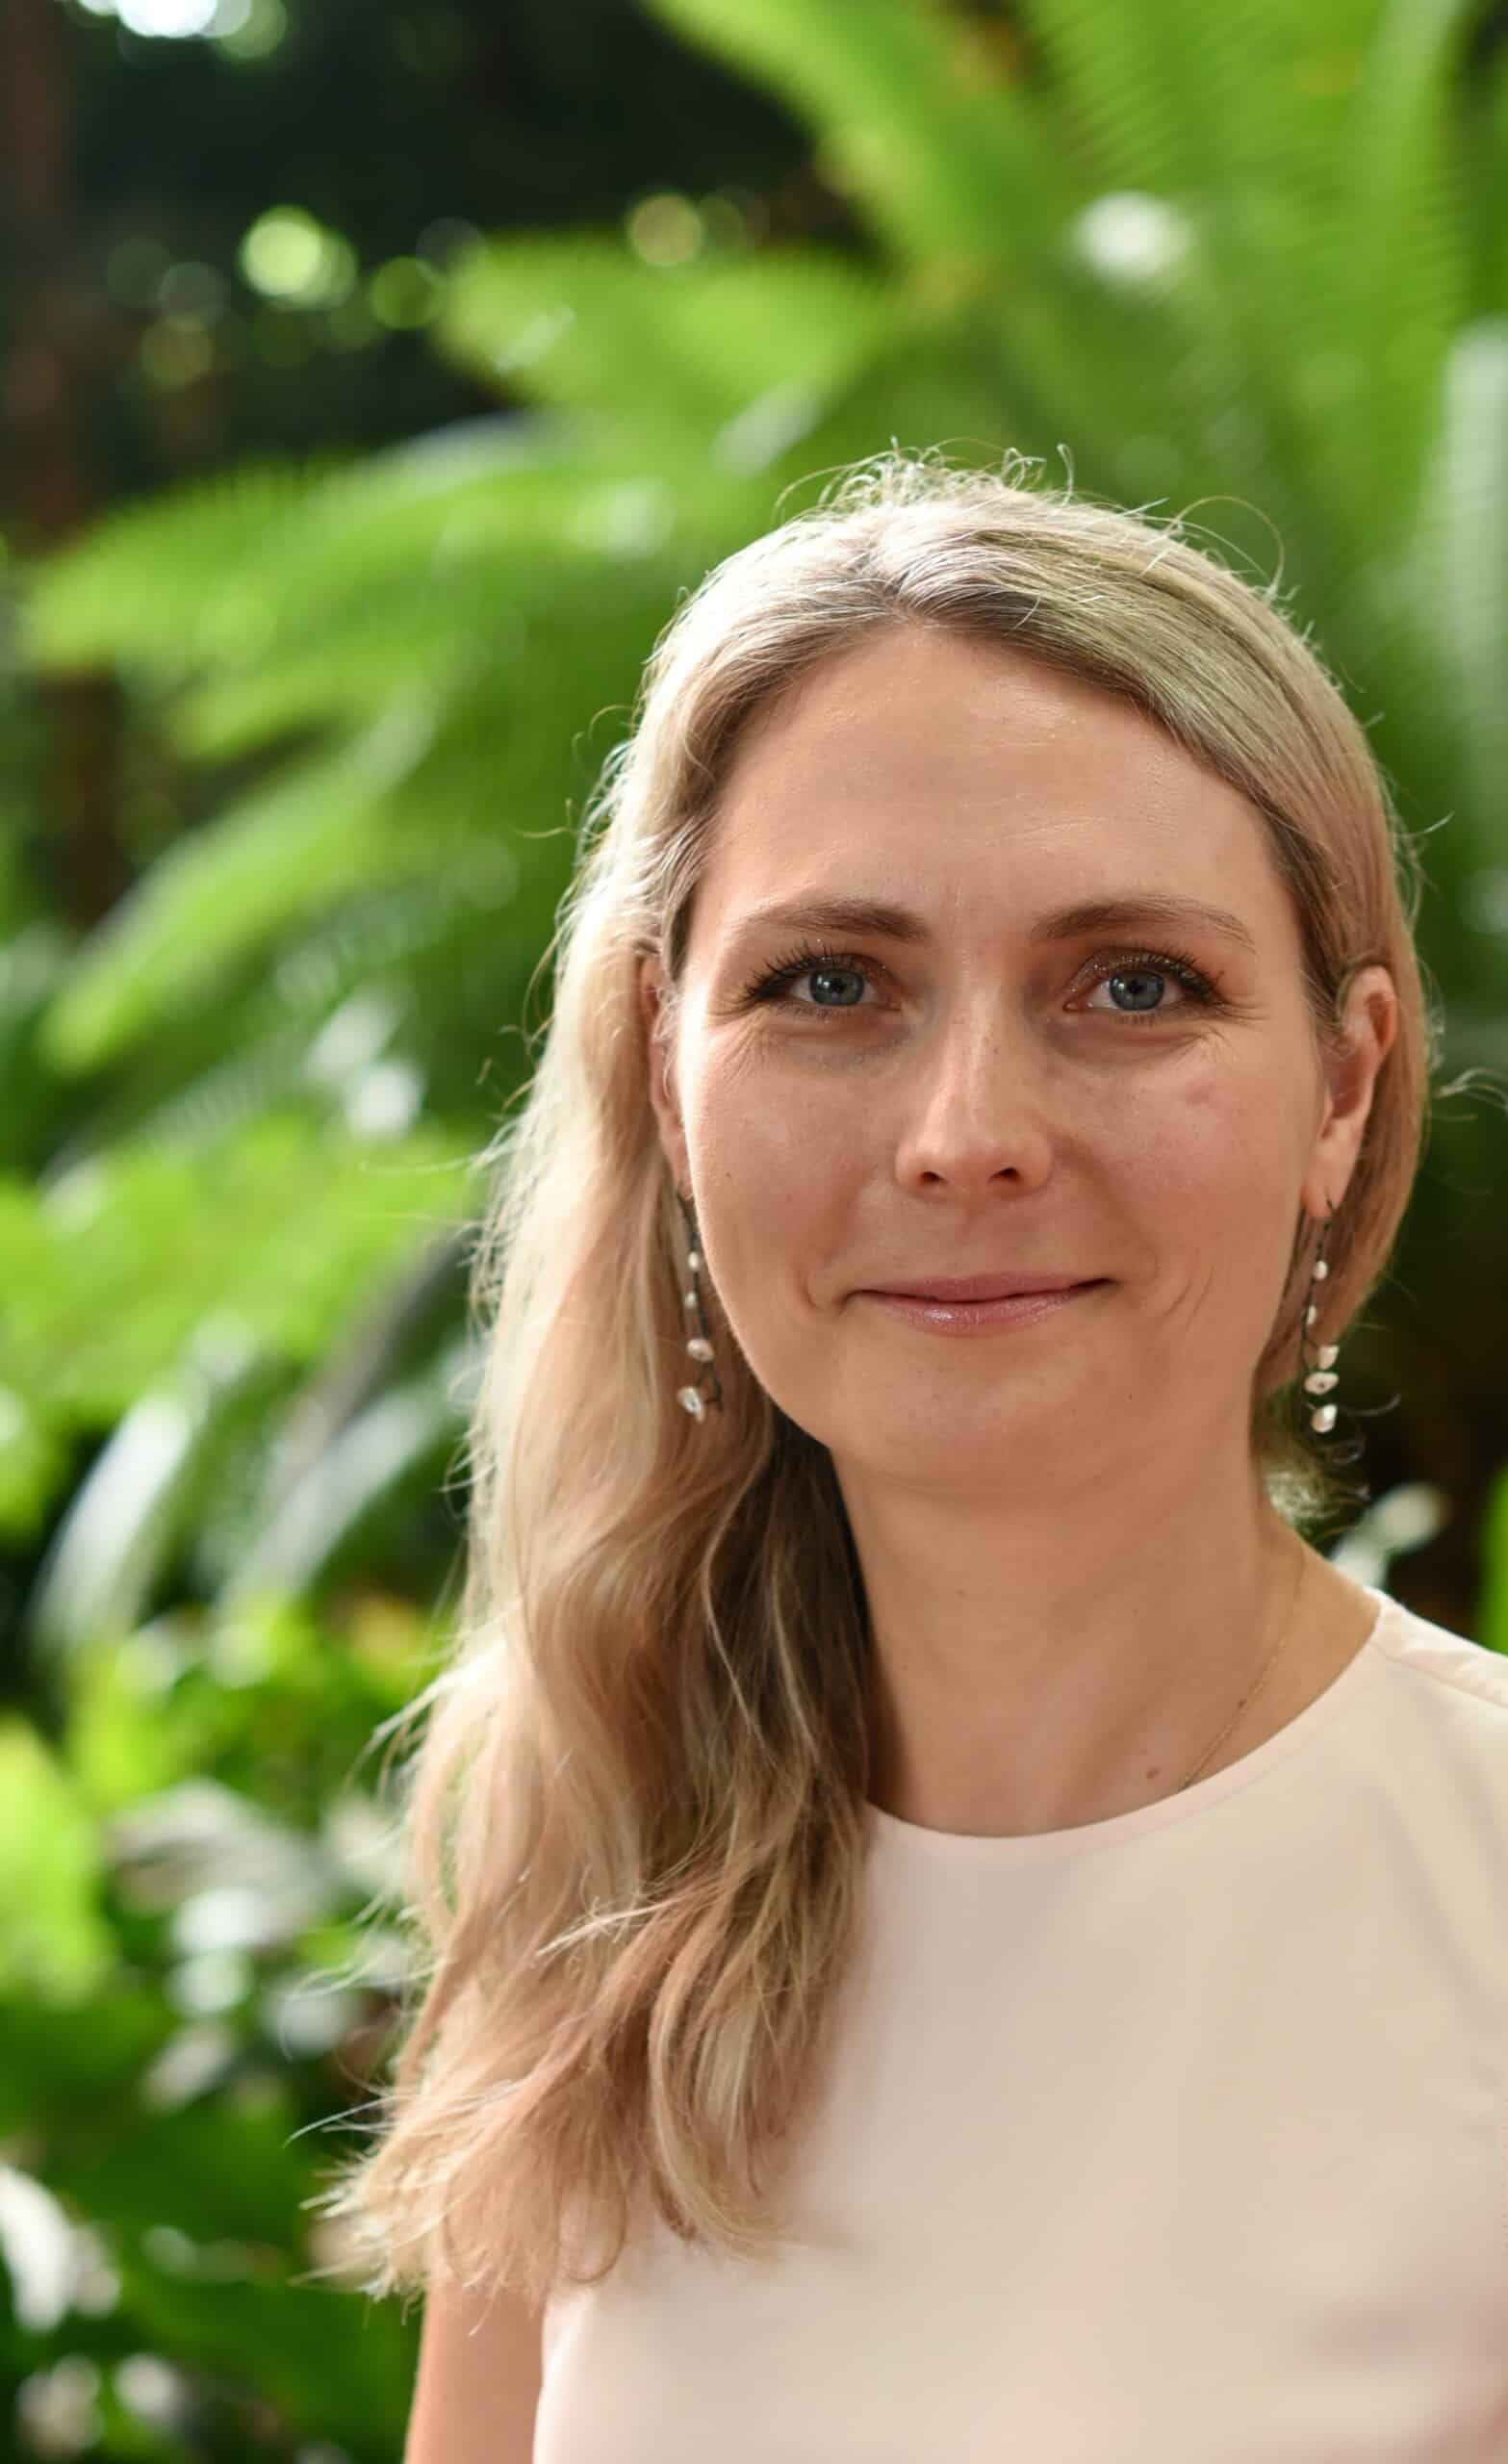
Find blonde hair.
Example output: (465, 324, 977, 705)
(309, 449, 1444, 2315)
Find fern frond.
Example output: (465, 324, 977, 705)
(642, 0, 1079, 265)
(23, 456, 350, 674)
(11, 1114, 475, 1426)
(24, 419, 623, 680)
(1020, 0, 1377, 213)
(1318, 0, 1477, 551)
(39, 711, 436, 1074)
(437, 236, 897, 424)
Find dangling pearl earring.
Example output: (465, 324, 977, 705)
(1301, 1202, 1342, 1435)
(675, 1188, 724, 1419)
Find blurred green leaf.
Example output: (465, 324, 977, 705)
(39, 713, 437, 1075)
(0, 1722, 114, 2005)
(0, 1987, 172, 2141)
(1477, 1459, 1508, 1655)
(438, 234, 898, 423)
(0, 1115, 476, 1431)
(24, 1321, 270, 1663)
(119, 2254, 415, 2453)
(21, 457, 351, 676)
(643, 0, 1078, 262)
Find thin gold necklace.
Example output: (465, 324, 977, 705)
(1177, 1539, 1311, 1792)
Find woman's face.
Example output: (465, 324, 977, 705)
(640, 622, 1393, 1496)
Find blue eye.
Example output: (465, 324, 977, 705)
(739, 943, 1222, 1025)
(1082, 953, 1214, 1020)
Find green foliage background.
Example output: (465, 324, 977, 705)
(4, 0, 1508, 2453)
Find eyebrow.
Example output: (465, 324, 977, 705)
(722, 890, 1262, 962)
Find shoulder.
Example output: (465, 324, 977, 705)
(1356, 1587, 1508, 1826)
(1365, 1587, 1508, 1720)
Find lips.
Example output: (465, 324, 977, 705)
(864, 1273, 1097, 1302)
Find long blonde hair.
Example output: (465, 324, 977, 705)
(309, 449, 1442, 2314)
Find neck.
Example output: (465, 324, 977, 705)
(853, 1462, 1353, 1838)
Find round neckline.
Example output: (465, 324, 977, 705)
(863, 1582, 1397, 1864)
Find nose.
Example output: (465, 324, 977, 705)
(889, 1000, 1061, 1196)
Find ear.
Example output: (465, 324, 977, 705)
(1303, 964, 1398, 1216)
(639, 955, 691, 1197)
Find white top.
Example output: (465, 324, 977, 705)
(534, 1586, 1508, 2460)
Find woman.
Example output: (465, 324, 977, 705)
(319, 451, 1508, 2460)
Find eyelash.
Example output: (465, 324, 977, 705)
(738, 941, 1223, 1026)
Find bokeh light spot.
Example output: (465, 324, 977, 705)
(1072, 192, 1191, 286)
(240, 208, 357, 308)
(117, 0, 218, 36)
(625, 192, 703, 268)
(368, 257, 442, 328)
(216, 0, 285, 55)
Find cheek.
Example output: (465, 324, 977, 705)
(688, 1085, 862, 1360)
(694, 1064, 860, 1214)
(1120, 1081, 1305, 1340)
(1120, 1106, 1265, 1219)
(1120, 1054, 1297, 1198)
